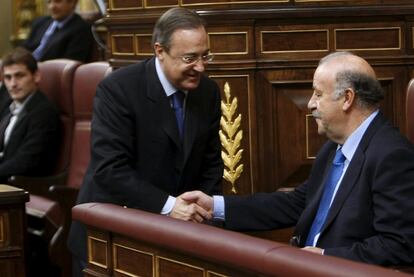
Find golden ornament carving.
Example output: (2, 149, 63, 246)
(220, 82, 244, 194)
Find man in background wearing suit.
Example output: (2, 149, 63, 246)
(68, 7, 223, 276)
(22, 0, 93, 62)
(0, 47, 60, 183)
(182, 52, 414, 268)
(0, 80, 12, 115)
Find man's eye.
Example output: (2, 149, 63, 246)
(182, 56, 196, 63)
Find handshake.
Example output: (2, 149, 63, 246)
(169, 190, 215, 223)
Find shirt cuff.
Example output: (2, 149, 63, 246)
(161, 195, 176, 215)
(213, 195, 225, 221)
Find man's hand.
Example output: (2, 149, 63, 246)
(180, 190, 213, 212)
(301, 246, 323, 255)
(169, 195, 212, 223)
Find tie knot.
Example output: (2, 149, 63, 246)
(172, 90, 185, 109)
(333, 149, 346, 165)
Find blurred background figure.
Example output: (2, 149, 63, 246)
(22, 0, 93, 62)
(0, 47, 60, 183)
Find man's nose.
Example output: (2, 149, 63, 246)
(307, 95, 316, 110)
(10, 77, 18, 87)
(193, 59, 206, 72)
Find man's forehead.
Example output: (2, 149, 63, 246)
(3, 64, 30, 74)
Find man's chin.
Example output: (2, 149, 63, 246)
(181, 80, 200, 91)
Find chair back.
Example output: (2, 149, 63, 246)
(37, 59, 81, 173)
(406, 78, 414, 144)
(67, 62, 112, 189)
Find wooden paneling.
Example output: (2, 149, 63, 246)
(113, 244, 154, 276)
(261, 29, 329, 53)
(109, 0, 143, 10)
(0, 185, 29, 277)
(335, 27, 401, 51)
(103, 3, 414, 207)
(74, 203, 413, 277)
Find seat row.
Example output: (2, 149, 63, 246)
(8, 59, 112, 276)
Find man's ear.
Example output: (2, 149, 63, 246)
(342, 88, 355, 111)
(34, 70, 41, 84)
(154, 43, 165, 60)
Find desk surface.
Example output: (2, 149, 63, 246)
(0, 184, 29, 204)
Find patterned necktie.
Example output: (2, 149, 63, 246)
(305, 148, 346, 246)
(171, 90, 185, 140)
(33, 21, 58, 60)
(0, 112, 12, 152)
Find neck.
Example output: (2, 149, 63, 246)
(14, 91, 35, 105)
(337, 106, 377, 144)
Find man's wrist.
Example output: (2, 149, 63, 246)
(161, 195, 176, 215)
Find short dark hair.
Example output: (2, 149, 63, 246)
(151, 7, 206, 49)
(2, 47, 38, 74)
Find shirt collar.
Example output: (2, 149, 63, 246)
(155, 57, 187, 97)
(9, 92, 35, 115)
(56, 13, 74, 29)
(341, 110, 379, 161)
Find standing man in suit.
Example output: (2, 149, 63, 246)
(22, 0, 93, 62)
(0, 47, 60, 183)
(68, 7, 223, 276)
(182, 52, 414, 267)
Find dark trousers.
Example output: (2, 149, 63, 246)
(72, 256, 86, 277)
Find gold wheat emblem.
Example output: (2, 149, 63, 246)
(220, 82, 244, 194)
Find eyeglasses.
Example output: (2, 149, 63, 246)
(162, 45, 214, 65)
(180, 53, 214, 65)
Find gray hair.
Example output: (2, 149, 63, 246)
(333, 71, 384, 108)
(320, 51, 384, 108)
(151, 7, 206, 49)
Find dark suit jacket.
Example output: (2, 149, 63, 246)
(0, 84, 11, 117)
(0, 91, 60, 182)
(225, 113, 414, 266)
(68, 57, 223, 262)
(22, 14, 93, 62)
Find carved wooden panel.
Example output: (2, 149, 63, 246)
(146, 0, 179, 8)
(109, 0, 143, 10)
(208, 31, 249, 56)
(113, 244, 153, 276)
(261, 29, 329, 53)
(135, 34, 153, 55)
(0, 185, 29, 277)
(335, 27, 401, 51)
(111, 34, 135, 56)
(0, 213, 7, 246)
(157, 256, 204, 276)
(85, 233, 250, 277)
(255, 65, 407, 191)
(86, 229, 112, 277)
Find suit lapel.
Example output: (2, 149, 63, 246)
(8, 92, 40, 133)
(319, 113, 385, 236)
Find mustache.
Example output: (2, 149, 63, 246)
(312, 111, 321, 119)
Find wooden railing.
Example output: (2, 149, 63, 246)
(72, 202, 413, 277)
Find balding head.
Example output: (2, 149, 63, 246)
(319, 51, 376, 78)
(316, 52, 383, 108)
